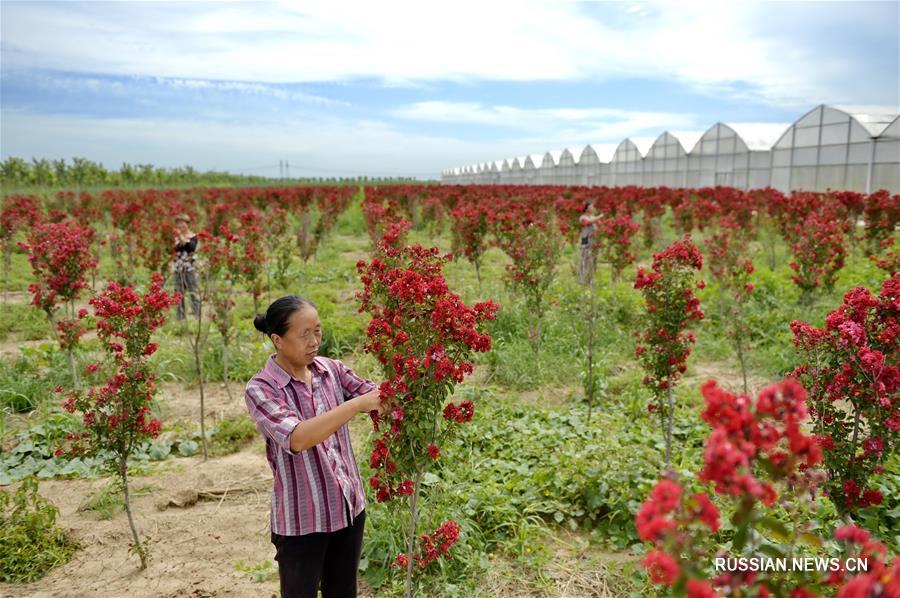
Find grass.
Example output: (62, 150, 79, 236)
(78, 481, 159, 520)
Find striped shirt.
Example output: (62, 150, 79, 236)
(244, 354, 377, 536)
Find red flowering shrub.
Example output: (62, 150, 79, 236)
(105, 190, 143, 283)
(133, 191, 195, 275)
(357, 235, 497, 591)
(20, 219, 98, 388)
(219, 209, 267, 313)
(637, 378, 899, 597)
(362, 191, 412, 248)
(313, 187, 354, 246)
(704, 216, 756, 393)
(870, 236, 899, 276)
(832, 524, 900, 596)
(206, 232, 237, 354)
(1, 193, 42, 295)
(634, 236, 704, 469)
(636, 479, 720, 589)
(786, 206, 849, 299)
(61, 273, 179, 569)
(861, 190, 900, 256)
(449, 198, 491, 294)
(594, 212, 640, 304)
(393, 519, 463, 571)
(790, 275, 899, 514)
(637, 189, 668, 249)
(490, 200, 564, 364)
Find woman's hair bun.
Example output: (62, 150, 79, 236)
(253, 314, 268, 334)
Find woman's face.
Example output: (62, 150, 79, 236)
(175, 220, 189, 235)
(272, 307, 322, 369)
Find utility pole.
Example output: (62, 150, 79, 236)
(279, 160, 284, 179)
(286, 160, 290, 180)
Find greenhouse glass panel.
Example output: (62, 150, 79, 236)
(686, 172, 701, 188)
(702, 139, 718, 155)
(845, 165, 868, 191)
(821, 123, 850, 145)
(750, 152, 772, 168)
(795, 127, 820, 147)
(820, 145, 848, 165)
(772, 149, 791, 167)
(720, 138, 736, 154)
(874, 140, 900, 163)
(793, 147, 818, 166)
(793, 166, 817, 189)
(771, 168, 790, 190)
(797, 108, 822, 128)
(848, 142, 873, 163)
(822, 108, 848, 125)
(850, 123, 872, 143)
(872, 165, 900, 191)
(749, 169, 771, 189)
(772, 129, 791, 148)
(817, 166, 845, 190)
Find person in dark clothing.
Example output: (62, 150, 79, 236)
(173, 213, 200, 319)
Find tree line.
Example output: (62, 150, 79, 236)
(0, 156, 426, 189)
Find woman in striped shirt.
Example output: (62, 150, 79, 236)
(245, 295, 386, 598)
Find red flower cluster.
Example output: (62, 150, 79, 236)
(860, 190, 900, 255)
(636, 376, 899, 597)
(594, 212, 641, 283)
(357, 236, 497, 506)
(449, 198, 491, 287)
(633, 236, 705, 394)
(788, 210, 848, 295)
(58, 276, 175, 480)
(394, 520, 462, 569)
(698, 379, 821, 503)
(20, 220, 98, 316)
(789, 274, 899, 514)
(56, 313, 88, 352)
(489, 198, 564, 358)
(1, 193, 42, 247)
(362, 190, 414, 248)
(635, 478, 720, 591)
(91, 272, 180, 359)
(831, 524, 900, 596)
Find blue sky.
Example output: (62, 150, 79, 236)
(1, 1, 898, 179)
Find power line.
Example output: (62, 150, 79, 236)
(215, 160, 437, 178)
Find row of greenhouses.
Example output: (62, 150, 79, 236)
(442, 105, 900, 193)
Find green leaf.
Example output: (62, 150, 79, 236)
(758, 543, 786, 559)
(798, 532, 823, 548)
(178, 440, 199, 457)
(759, 516, 790, 542)
(732, 524, 749, 551)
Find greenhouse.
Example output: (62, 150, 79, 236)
(442, 104, 900, 193)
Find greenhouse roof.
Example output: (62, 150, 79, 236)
(728, 123, 791, 151)
(835, 105, 899, 137)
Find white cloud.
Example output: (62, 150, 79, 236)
(0, 109, 552, 179)
(392, 101, 698, 146)
(2, 1, 895, 107)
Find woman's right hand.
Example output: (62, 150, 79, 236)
(354, 389, 387, 415)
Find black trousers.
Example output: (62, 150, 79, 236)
(271, 508, 366, 598)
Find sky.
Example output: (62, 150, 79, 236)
(1, 1, 898, 180)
